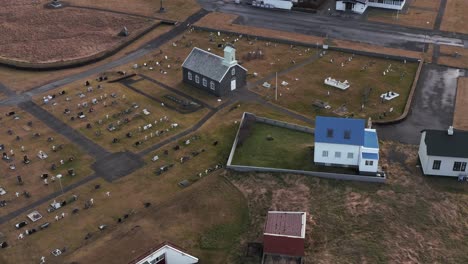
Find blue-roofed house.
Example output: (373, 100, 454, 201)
(182, 45, 247, 97)
(314, 116, 379, 174)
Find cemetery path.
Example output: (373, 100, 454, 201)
(67, 5, 165, 21)
(19, 101, 110, 158)
(0, 173, 99, 225)
(0, 82, 15, 97)
(434, 0, 448, 31)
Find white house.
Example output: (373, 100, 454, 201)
(418, 127, 468, 178)
(336, 0, 406, 14)
(314, 116, 379, 174)
(129, 242, 198, 264)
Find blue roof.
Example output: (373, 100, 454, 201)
(364, 130, 379, 149)
(315, 116, 365, 146)
(362, 152, 379, 160)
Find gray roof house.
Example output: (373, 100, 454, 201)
(418, 127, 468, 178)
(182, 46, 247, 97)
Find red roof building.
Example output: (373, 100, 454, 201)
(262, 211, 306, 263)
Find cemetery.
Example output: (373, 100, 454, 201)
(0, 107, 94, 215)
(35, 79, 209, 153)
(126, 29, 314, 100)
(252, 50, 419, 121)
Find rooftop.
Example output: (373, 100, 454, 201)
(315, 116, 365, 146)
(364, 129, 379, 149)
(264, 211, 306, 238)
(423, 129, 468, 158)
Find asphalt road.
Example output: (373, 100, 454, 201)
(377, 64, 466, 144)
(198, 1, 466, 51)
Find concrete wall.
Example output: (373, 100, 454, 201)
(314, 142, 360, 166)
(255, 116, 315, 134)
(368, 0, 406, 10)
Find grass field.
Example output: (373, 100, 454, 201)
(252, 51, 418, 121)
(36, 81, 208, 153)
(438, 45, 468, 69)
(0, 107, 94, 215)
(229, 142, 468, 263)
(232, 122, 315, 170)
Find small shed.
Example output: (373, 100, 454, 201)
(182, 45, 247, 97)
(262, 211, 306, 263)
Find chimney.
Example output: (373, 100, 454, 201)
(448, 126, 454, 136)
(222, 45, 237, 67)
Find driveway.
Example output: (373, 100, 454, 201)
(377, 64, 466, 144)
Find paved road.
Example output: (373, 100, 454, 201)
(377, 64, 466, 144)
(198, 1, 465, 51)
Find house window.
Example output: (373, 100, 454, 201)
(365, 160, 374, 166)
(322, 151, 328, 157)
(453, 162, 467, 171)
(188, 71, 192, 80)
(432, 160, 441, 170)
(344, 130, 351, 139)
(210, 81, 215, 90)
(231, 67, 235, 75)
(202, 78, 207, 87)
(195, 75, 200, 84)
(335, 151, 341, 158)
(326, 129, 334, 138)
(347, 152, 354, 159)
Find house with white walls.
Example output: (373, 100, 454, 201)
(128, 242, 198, 264)
(336, 0, 406, 14)
(314, 116, 379, 174)
(418, 127, 468, 178)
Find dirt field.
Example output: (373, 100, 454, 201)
(229, 142, 468, 263)
(441, 0, 468, 34)
(438, 45, 468, 69)
(453, 78, 468, 130)
(252, 50, 418, 121)
(367, 0, 440, 29)
(0, 107, 94, 216)
(0, 0, 155, 63)
(70, 0, 201, 21)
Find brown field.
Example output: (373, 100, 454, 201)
(0, 24, 173, 93)
(251, 50, 418, 121)
(441, 0, 468, 34)
(70, 0, 200, 21)
(438, 45, 468, 69)
(453, 78, 468, 130)
(0, 1, 155, 63)
(35, 80, 209, 153)
(367, 0, 440, 29)
(0, 107, 94, 215)
(229, 142, 468, 263)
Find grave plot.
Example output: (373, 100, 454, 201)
(36, 80, 209, 153)
(0, 107, 94, 215)
(252, 51, 418, 121)
(125, 79, 204, 114)
(119, 29, 313, 103)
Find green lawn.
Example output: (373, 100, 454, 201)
(232, 122, 315, 170)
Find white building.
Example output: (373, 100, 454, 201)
(418, 127, 468, 178)
(129, 242, 198, 264)
(336, 0, 406, 14)
(314, 116, 379, 174)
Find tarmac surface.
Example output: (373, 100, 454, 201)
(377, 64, 466, 144)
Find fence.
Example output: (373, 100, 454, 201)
(226, 112, 386, 183)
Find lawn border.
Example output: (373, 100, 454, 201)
(227, 112, 386, 183)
